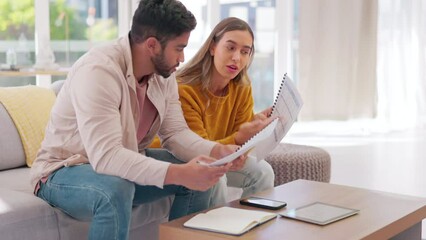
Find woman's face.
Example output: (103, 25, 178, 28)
(210, 30, 253, 81)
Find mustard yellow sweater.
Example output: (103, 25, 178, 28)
(150, 80, 254, 147)
(180, 80, 254, 145)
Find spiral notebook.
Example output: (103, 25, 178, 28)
(208, 74, 303, 166)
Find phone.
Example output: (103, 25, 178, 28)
(239, 197, 287, 210)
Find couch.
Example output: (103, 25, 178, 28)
(0, 80, 171, 240)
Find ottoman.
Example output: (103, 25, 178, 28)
(264, 143, 331, 186)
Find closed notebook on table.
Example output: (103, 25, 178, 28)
(183, 206, 277, 236)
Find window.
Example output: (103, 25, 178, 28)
(50, 0, 118, 67)
(0, 0, 118, 87)
(178, 0, 208, 62)
(220, 0, 276, 112)
(1, 0, 295, 95)
(0, 0, 36, 86)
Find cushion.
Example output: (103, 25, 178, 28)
(51, 80, 65, 95)
(265, 143, 331, 186)
(0, 86, 56, 167)
(0, 168, 33, 192)
(0, 188, 60, 240)
(0, 104, 25, 170)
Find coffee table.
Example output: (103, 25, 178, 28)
(159, 179, 426, 240)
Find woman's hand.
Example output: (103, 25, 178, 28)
(210, 143, 247, 171)
(255, 106, 273, 119)
(210, 143, 239, 159)
(234, 106, 275, 145)
(228, 153, 248, 171)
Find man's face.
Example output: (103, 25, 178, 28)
(152, 32, 190, 78)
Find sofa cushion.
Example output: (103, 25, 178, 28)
(51, 79, 65, 95)
(0, 168, 33, 192)
(0, 86, 56, 167)
(0, 81, 64, 171)
(0, 188, 60, 240)
(0, 104, 25, 170)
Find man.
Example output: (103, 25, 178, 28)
(30, 0, 246, 239)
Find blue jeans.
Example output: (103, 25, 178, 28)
(37, 149, 212, 240)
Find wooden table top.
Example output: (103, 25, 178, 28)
(160, 179, 426, 240)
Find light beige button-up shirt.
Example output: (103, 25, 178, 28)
(30, 35, 216, 189)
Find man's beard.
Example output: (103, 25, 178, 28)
(152, 51, 176, 78)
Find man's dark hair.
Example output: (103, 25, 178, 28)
(130, 0, 197, 47)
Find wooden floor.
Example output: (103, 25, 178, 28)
(285, 120, 426, 238)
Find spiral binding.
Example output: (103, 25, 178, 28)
(271, 73, 287, 115)
(237, 73, 288, 151)
(240, 132, 258, 150)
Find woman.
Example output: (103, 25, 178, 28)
(174, 17, 275, 206)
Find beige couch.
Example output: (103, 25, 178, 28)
(0, 80, 171, 240)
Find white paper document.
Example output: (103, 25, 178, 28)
(208, 74, 303, 166)
(208, 119, 278, 166)
(253, 75, 303, 160)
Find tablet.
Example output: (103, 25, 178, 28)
(280, 202, 359, 225)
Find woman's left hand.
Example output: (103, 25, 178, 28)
(229, 153, 248, 171)
(210, 144, 247, 171)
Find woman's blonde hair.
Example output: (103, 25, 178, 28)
(177, 17, 255, 91)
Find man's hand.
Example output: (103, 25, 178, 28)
(164, 155, 232, 191)
(234, 106, 276, 145)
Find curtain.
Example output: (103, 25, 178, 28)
(376, 0, 426, 130)
(298, 0, 378, 121)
